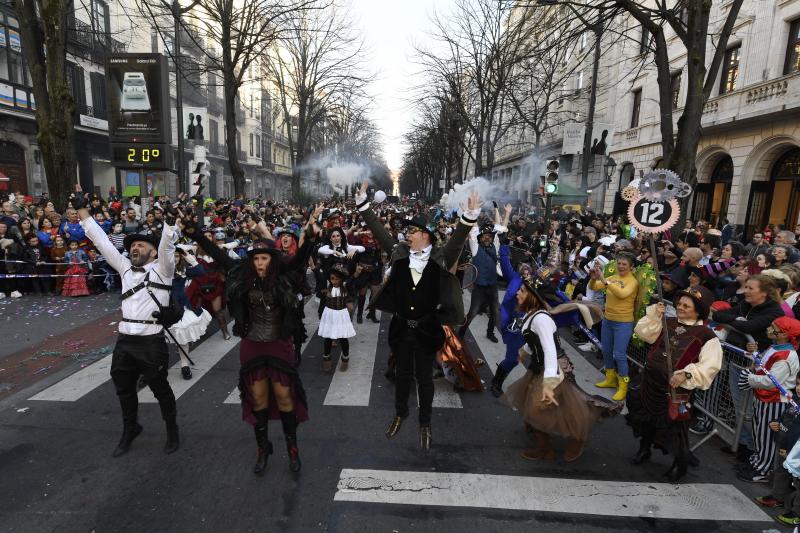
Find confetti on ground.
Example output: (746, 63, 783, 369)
(16, 407, 29, 413)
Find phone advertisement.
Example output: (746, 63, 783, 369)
(106, 54, 171, 144)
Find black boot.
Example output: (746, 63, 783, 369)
(664, 457, 688, 482)
(112, 422, 143, 457)
(164, 418, 180, 454)
(490, 365, 510, 398)
(253, 409, 273, 475)
(280, 411, 301, 473)
(366, 308, 379, 323)
(630, 440, 652, 465)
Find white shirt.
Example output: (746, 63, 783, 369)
(520, 311, 559, 378)
(81, 216, 178, 336)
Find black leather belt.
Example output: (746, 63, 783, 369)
(405, 319, 420, 328)
(121, 318, 160, 325)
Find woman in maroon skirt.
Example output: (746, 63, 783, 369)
(183, 207, 321, 475)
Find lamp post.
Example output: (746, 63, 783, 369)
(172, 0, 187, 194)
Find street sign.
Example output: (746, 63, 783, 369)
(107, 53, 172, 171)
(627, 196, 680, 234)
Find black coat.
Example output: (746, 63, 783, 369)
(713, 298, 784, 350)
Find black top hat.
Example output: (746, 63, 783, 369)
(123, 233, 160, 253)
(246, 238, 282, 257)
(478, 224, 495, 237)
(660, 266, 689, 289)
(404, 214, 436, 239)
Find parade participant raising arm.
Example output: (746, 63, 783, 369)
(355, 181, 480, 450)
(72, 186, 181, 458)
(181, 203, 322, 476)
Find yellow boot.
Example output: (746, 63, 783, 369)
(595, 369, 618, 388)
(613, 376, 630, 401)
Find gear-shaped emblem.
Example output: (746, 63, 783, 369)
(639, 169, 684, 202)
(621, 186, 639, 201)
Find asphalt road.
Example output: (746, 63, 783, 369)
(0, 295, 784, 532)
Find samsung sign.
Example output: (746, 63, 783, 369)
(106, 54, 172, 170)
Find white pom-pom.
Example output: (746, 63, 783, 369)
(374, 190, 386, 204)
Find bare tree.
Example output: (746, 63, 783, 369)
(13, 0, 76, 209)
(140, 0, 318, 196)
(265, 0, 369, 200)
(415, 0, 536, 178)
(535, 0, 743, 213)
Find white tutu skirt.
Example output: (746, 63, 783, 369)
(167, 308, 212, 345)
(318, 307, 356, 339)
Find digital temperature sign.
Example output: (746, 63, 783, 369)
(111, 144, 172, 170)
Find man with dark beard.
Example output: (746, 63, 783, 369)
(72, 189, 181, 457)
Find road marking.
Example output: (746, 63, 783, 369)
(139, 328, 239, 403)
(29, 353, 112, 402)
(224, 298, 319, 405)
(324, 312, 382, 406)
(334, 469, 771, 522)
(464, 291, 525, 389)
(430, 379, 462, 408)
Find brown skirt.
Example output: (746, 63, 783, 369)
(503, 369, 619, 441)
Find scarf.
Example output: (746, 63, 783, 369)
(409, 245, 432, 275)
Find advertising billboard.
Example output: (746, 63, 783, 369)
(107, 53, 172, 170)
(106, 53, 171, 144)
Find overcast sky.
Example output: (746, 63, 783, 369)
(350, 0, 454, 172)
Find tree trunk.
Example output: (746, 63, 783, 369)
(14, 0, 76, 211)
(223, 79, 244, 197)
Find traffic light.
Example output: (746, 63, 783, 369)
(190, 160, 209, 196)
(544, 159, 559, 195)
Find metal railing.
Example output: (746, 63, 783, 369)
(626, 323, 757, 453)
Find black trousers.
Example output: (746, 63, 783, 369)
(110, 333, 177, 426)
(460, 284, 500, 336)
(393, 330, 436, 425)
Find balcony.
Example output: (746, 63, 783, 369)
(700, 72, 800, 130)
(66, 17, 127, 63)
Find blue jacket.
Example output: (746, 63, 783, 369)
(472, 243, 498, 287)
(499, 245, 526, 344)
(60, 220, 86, 242)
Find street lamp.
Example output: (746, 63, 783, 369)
(604, 156, 616, 184)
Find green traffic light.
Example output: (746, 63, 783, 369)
(545, 183, 558, 194)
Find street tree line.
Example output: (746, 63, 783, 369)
(400, 0, 744, 207)
(14, 0, 385, 207)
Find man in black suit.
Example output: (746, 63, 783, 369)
(356, 182, 482, 450)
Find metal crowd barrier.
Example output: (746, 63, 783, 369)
(626, 324, 756, 453)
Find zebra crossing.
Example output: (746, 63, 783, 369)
(27, 297, 483, 409)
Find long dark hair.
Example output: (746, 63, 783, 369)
(326, 228, 348, 250)
(241, 253, 279, 290)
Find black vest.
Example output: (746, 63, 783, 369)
(386, 258, 445, 350)
(522, 310, 564, 374)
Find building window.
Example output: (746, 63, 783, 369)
(575, 71, 583, 92)
(630, 88, 642, 128)
(249, 133, 253, 156)
(639, 25, 649, 55)
(785, 19, 800, 75)
(670, 71, 682, 110)
(719, 45, 740, 95)
(579, 32, 587, 51)
(255, 135, 261, 158)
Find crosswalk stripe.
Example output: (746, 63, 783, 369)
(333, 468, 771, 522)
(29, 352, 113, 402)
(430, 380, 462, 408)
(224, 297, 320, 405)
(138, 328, 239, 403)
(464, 291, 526, 388)
(324, 312, 382, 406)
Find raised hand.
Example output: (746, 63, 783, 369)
(466, 190, 483, 212)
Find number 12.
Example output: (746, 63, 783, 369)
(639, 202, 665, 225)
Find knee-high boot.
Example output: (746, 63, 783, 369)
(216, 311, 230, 340)
(280, 410, 301, 472)
(252, 408, 273, 475)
